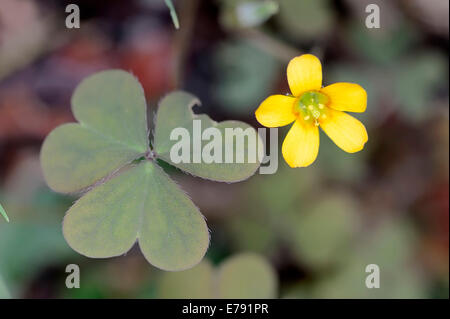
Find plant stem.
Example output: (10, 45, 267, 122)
(171, 0, 200, 88)
(0, 203, 9, 223)
(165, 0, 180, 29)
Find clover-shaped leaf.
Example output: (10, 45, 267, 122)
(41, 70, 260, 271)
(158, 253, 278, 298)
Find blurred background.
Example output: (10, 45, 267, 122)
(0, 0, 448, 298)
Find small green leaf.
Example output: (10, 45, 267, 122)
(63, 161, 209, 271)
(41, 70, 149, 193)
(158, 253, 278, 298)
(0, 203, 9, 222)
(153, 91, 262, 182)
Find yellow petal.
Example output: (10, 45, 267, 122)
(320, 109, 368, 153)
(287, 54, 322, 97)
(282, 120, 320, 168)
(255, 95, 296, 127)
(321, 83, 367, 113)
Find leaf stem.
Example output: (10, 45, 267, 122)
(145, 149, 156, 160)
(164, 0, 180, 29)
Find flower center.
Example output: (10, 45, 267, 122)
(293, 91, 330, 126)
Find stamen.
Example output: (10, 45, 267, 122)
(294, 91, 330, 126)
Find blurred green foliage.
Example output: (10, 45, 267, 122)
(158, 253, 278, 298)
(289, 194, 360, 269)
(220, 0, 279, 29)
(0, 275, 10, 299)
(159, 260, 214, 298)
(213, 41, 280, 115)
(312, 220, 426, 299)
(276, 0, 334, 40)
(393, 51, 447, 122)
(283, 218, 428, 299)
(346, 20, 419, 65)
(0, 224, 73, 283)
(0, 183, 75, 297)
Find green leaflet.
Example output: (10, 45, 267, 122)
(41, 123, 144, 193)
(41, 70, 260, 271)
(159, 253, 278, 298)
(154, 91, 263, 182)
(41, 70, 149, 193)
(63, 161, 209, 271)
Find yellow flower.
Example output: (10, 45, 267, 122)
(255, 54, 368, 168)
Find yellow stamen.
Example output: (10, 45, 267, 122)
(293, 91, 330, 126)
